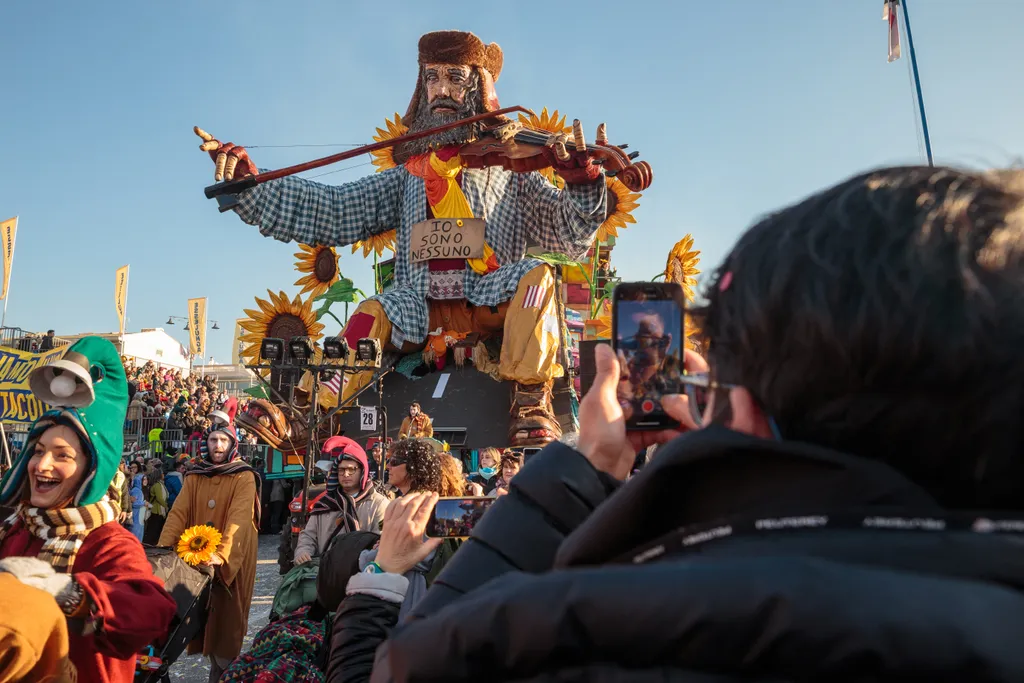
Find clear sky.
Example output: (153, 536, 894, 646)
(2, 1, 1022, 363)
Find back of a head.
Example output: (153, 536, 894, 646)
(698, 166, 1024, 509)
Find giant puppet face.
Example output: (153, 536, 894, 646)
(399, 63, 485, 159)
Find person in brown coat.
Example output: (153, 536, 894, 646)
(158, 399, 260, 682)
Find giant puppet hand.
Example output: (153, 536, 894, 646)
(544, 121, 605, 184)
(194, 126, 258, 182)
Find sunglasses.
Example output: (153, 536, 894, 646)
(677, 373, 737, 428)
(387, 456, 407, 467)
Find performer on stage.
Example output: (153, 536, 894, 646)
(197, 30, 607, 447)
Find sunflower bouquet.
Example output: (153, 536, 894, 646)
(176, 524, 223, 566)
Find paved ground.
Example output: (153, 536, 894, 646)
(167, 532, 282, 682)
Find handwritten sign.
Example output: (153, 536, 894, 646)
(0, 346, 67, 424)
(410, 218, 485, 263)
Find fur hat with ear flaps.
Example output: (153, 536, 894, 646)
(401, 30, 505, 126)
(0, 337, 128, 507)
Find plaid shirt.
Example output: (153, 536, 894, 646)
(235, 166, 606, 347)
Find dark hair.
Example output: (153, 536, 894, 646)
(408, 402, 421, 416)
(693, 166, 1024, 509)
(391, 438, 442, 494)
(500, 450, 524, 472)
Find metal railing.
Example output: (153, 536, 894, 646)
(0, 327, 72, 353)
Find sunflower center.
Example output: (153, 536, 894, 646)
(314, 249, 338, 282)
(605, 188, 619, 222)
(189, 537, 208, 551)
(268, 313, 309, 341)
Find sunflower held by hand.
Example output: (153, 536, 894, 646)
(176, 525, 223, 566)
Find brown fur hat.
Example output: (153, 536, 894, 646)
(402, 30, 504, 125)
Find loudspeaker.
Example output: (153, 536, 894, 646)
(577, 340, 600, 398)
(29, 353, 96, 408)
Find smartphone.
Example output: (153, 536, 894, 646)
(425, 497, 496, 538)
(611, 282, 686, 430)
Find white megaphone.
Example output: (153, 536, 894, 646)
(28, 350, 96, 408)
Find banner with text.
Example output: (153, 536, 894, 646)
(187, 297, 207, 358)
(114, 265, 129, 336)
(231, 318, 246, 365)
(0, 346, 67, 424)
(0, 217, 17, 301)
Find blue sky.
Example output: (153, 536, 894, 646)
(2, 1, 1022, 363)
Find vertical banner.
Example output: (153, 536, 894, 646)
(114, 265, 129, 336)
(0, 217, 17, 301)
(187, 297, 207, 357)
(231, 318, 246, 365)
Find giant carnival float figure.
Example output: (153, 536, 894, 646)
(197, 30, 652, 447)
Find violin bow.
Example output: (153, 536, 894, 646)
(204, 105, 536, 211)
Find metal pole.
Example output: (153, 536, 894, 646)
(299, 368, 319, 529)
(900, 0, 934, 166)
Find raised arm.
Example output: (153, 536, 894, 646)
(520, 171, 606, 259)
(233, 168, 404, 247)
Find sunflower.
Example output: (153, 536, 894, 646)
(294, 244, 340, 298)
(351, 231, 396, 258)
(239, 290, 326, 375)
(665, 235, 702, 301)
(598, 177, 641, 242)
(369, 113, 408, 172)
(176, 524, 223, 566)
(518, 107, 573, 189)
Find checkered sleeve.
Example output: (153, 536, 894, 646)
(519, 171, 607, 259)
(232, 168, 404, 246)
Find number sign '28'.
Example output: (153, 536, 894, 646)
(360, 406, 377, 431)
(410, 218, 485, 263)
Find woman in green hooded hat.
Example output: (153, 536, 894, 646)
(0, 337, 177, 683)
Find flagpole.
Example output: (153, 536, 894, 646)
(121, 267, 130, 354)
(900, 0, 934, 166)
(1, 222, 16, 330)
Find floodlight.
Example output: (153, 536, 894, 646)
(356, 338, 382, 367)
(260, 337, 285, 362)
(323, 336, 349, 360)
(289, 337, 314, 363)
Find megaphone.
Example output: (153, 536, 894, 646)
(28, 350, 96, 408)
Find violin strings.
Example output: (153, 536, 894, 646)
(302, 159, 375, 180)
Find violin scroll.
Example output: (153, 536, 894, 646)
(615, 160, 654, 192)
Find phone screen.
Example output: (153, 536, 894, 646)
(613, 284, 685, 429)
(426, 497, 496, 538)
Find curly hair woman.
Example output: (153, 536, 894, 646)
(326, 438, 461, 683)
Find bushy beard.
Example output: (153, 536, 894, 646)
(394, 71, 485, 163)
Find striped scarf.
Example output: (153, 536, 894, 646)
(0, 497, 119, 573)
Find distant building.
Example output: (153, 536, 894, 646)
(197, 363, 258, 398)
(62, 328, 192, 371)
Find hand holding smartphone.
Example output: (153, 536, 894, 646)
(611, 282, 686, 430)
(425, 497, 496, 538)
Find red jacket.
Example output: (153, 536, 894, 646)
(0, 520, 177, 683)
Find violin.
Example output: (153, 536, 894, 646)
(203, 105, 653, 210)
(460, 118, 653, 192)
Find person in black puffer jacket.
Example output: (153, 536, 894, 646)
(370, 166, 1024, 682)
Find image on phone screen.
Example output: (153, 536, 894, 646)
(426, 497, 495, 538)
(615, 290, 684, 427)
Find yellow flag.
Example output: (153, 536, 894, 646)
(0, 217, 18, 301)
(114, 265, 129, 336)
(187, 297, 208, 357)
(231, 318, 246, 365)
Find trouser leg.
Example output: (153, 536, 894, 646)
(498, 263, 564, 384)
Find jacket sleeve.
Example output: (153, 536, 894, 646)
(294, 514, 322, 559)
(215, 473, 258, 587)
(234, 167, 404, 247)
(73, 529, 178, 659)
(157, 476, 193, 547)
(520, 170, 606, 260)
(326, 574, 404, 683)
(409, 441, 619, 619)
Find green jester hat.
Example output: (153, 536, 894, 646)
(0, 336, 128, 507)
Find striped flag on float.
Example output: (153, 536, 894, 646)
(324, 371, 343, 396)
(883, 0, 901, 62)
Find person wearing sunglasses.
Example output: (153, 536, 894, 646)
(371, 166, 1024, 682)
